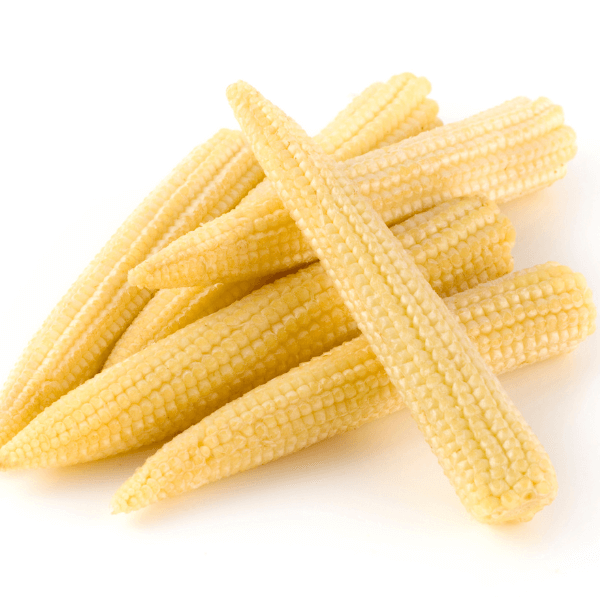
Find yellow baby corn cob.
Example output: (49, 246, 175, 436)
(0, 196, 513, 469)
(227, 82, 557, 523)
(129, 96, 575, 289)
(112, 263, 596, 513)
(0, 74, 436, 447)
(108, 194, 513, 365)
(0, 129, 264, 447)
(104, 277, 272, 367)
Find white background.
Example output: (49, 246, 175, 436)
(0, 1, 598, 597)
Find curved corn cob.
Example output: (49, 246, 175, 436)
(104, 277, 272, 367)
(108, 194, 514, 366)
(112, 263, 596, 513)
(0, 130, 264, 447)
(0, 196, 514, 469)
(226, 82, 557, 523)
(0, 74, 437, 447)
(129, 97, 576, 289)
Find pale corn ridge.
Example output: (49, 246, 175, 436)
(105, 277, 272, 367)
(0, 74, 437, 447)
(112, 263, 596, 513)
(130, 98, 575, 290)
(0, 196, 514, 469)
(110, 195, 515, 368)
(0, 130, 264, 448)
(227, 82, 558, 523)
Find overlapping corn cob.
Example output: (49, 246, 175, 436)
(112, 263, 596, 513)
(0, 74, 438, 447)
(0, 129, 264, 447)
(226, 82, 558, 523)
(129, 96, 575, 289)
(108, 194, 513, 365)
(0, 196, 514, 469)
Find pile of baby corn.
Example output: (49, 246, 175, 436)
(0, 74, 594, 524)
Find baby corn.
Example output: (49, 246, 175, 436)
(0, 196, 513, 469)
(108, 194, 513, 365)
(112, 263, 596, 513)
(0, 129, 263, 447)
(227, 82, 557, 523)
(104, 75, 437, 367)
(0, 74, 436, 446)
(129, 97, 575, 289)
(105, 278, 271, 367)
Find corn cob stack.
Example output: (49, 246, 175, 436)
(107, 194, 513, 365)
(112, 263, 596, 513)
(226, 81, 558, 523)
(0, 196, 514, 469)
(0, 74, 438, 447)
(129, 96, 576, 290)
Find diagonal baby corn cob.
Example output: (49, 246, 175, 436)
(0, 74, 437, 447)
(0, 129, 264, 447)
(112, 263, 596, 513)
(226, 82, 558, 523)
(108, 193, 512, 366)
(128, 96, 576, 289)
(0, 196, 514, 469)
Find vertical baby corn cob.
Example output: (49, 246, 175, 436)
(227, 82, 557, 523)
(112, 263, 596, 513)
(0, 74, 437, 446)
(0, 129, 264, 447)
(0, 196, 514, 469)
(109, 193, 513, 365)
(129, 96, 575, 289)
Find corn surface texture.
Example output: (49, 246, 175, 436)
(130, 96, 575, 289)
(113, 263, 595, 513)
(0, 197, 513, 469)
(0, 73, 435, 446)
(110, 195, 514, 364)
(0, 129, 264, 447)
(226, 81, 558, 523)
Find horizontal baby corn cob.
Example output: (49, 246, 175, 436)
(112, 263, 596, 513)
(227, 82, 557, 523)
(108, 193, 512, 365)
(0, 196, 514, 469)
(129, 96, 575, 289)
(0, 74, 437, 446)
(0, 129, 264, 447)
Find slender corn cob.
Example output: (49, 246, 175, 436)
(112, 263, 596, 513)
(0, 130, 264, 447)
(226, 82, 558, 523)
(0, 74, 437, 447)
(104, 277, 272, 367)
(0, 196, 514, 469)
(108, 193, 513, 365)
(130, 97, 575, 289)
